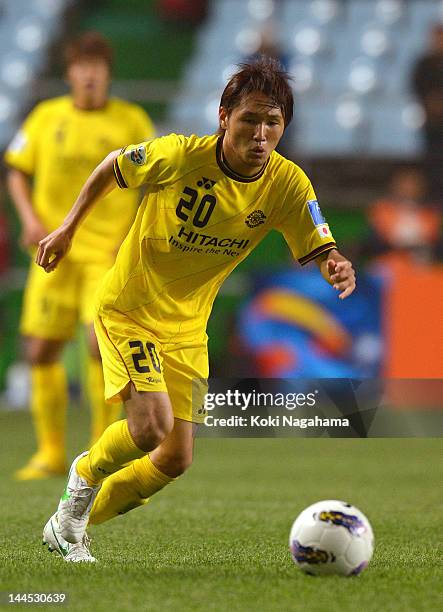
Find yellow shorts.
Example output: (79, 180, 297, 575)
(21, 258, 113, 340)
(94, 313, 209, 423)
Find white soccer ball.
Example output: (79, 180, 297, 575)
(289, 500, 374, 576)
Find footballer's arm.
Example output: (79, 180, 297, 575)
(7, 168, 47, 249)
(316, 248, 356, 300)
(36, 149, 120, 272)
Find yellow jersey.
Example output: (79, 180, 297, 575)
(4, 95, 155, 263)
(98, 133, 336, 342)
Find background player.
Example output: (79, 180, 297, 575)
(36, 58, 355, 562)
(4, 32, 155, 480)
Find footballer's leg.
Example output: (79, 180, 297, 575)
(149, 417, 195, 476)
(87, 340, 205, 525)
(77, 385, 174, 485)
(80, 263, 122, 447)
(89, 418, 195, 524)
(15, 259, 77, 480)
(86, 324, 121, 446)
(54, 385, 173, 544)
(44, 314, 174, 550)
(15, 337, 68, 480)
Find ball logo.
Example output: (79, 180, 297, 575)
(291, 540, 335, 565)
(245, 210, 266, 228)
(317, 510, 366, 536)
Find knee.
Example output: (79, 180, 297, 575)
(88, 342, 101, 361)
(25, 338, 63, 365)
(130, 421, 170, 452)
(26, 345, 43, 366)
(168, 453, 193, 477)
(128, 409, 174, 453)
(155, 450, 193, 477)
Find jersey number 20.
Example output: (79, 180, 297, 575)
(176, 186, 216, 228)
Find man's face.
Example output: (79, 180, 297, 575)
(67, 57, 110, 107)
(219, 91, 285, 176)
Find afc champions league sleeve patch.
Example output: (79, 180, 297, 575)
(126, 145, 146, 166)
(307, 199, 332, 239)
(8, 129, 27, 153)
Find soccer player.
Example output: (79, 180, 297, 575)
(37, 57, 355, 562)
(4, 32, 155, 480)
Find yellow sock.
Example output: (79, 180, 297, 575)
(31, 363, 67, 466)
(87, 357, 121, 447)
(89, 454, 175, 525)
(77, 419, 146, 486)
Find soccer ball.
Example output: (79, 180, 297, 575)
(289, 500, 374, 576)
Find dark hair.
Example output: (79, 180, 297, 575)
(219, 56, 294, 128)
(64, 31, 113, 70)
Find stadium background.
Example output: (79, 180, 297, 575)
(0, 2, 441, 610)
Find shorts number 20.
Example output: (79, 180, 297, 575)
(129, 340, 161, 374)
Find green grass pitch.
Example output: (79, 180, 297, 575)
(0, 408, 441, 612)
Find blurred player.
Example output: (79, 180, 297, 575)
(411, 23, 443, 202)
(4, 32, 155, 480)
(36, 57, 355, 562)
(365, 167, 442, 263)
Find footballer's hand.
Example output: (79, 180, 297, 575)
(327, 257, 356, 300)
(21, 217, 47, 249)
(36, 226, 73, 272)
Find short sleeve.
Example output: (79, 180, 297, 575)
(274, 166, 336, 265)
(113, 133, 186, 190)
(3, 105, 44, 174)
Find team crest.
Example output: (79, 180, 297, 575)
(128, 145, 146, 165)
(54, 123, 66, 144)
(245, 210, 266, 228)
